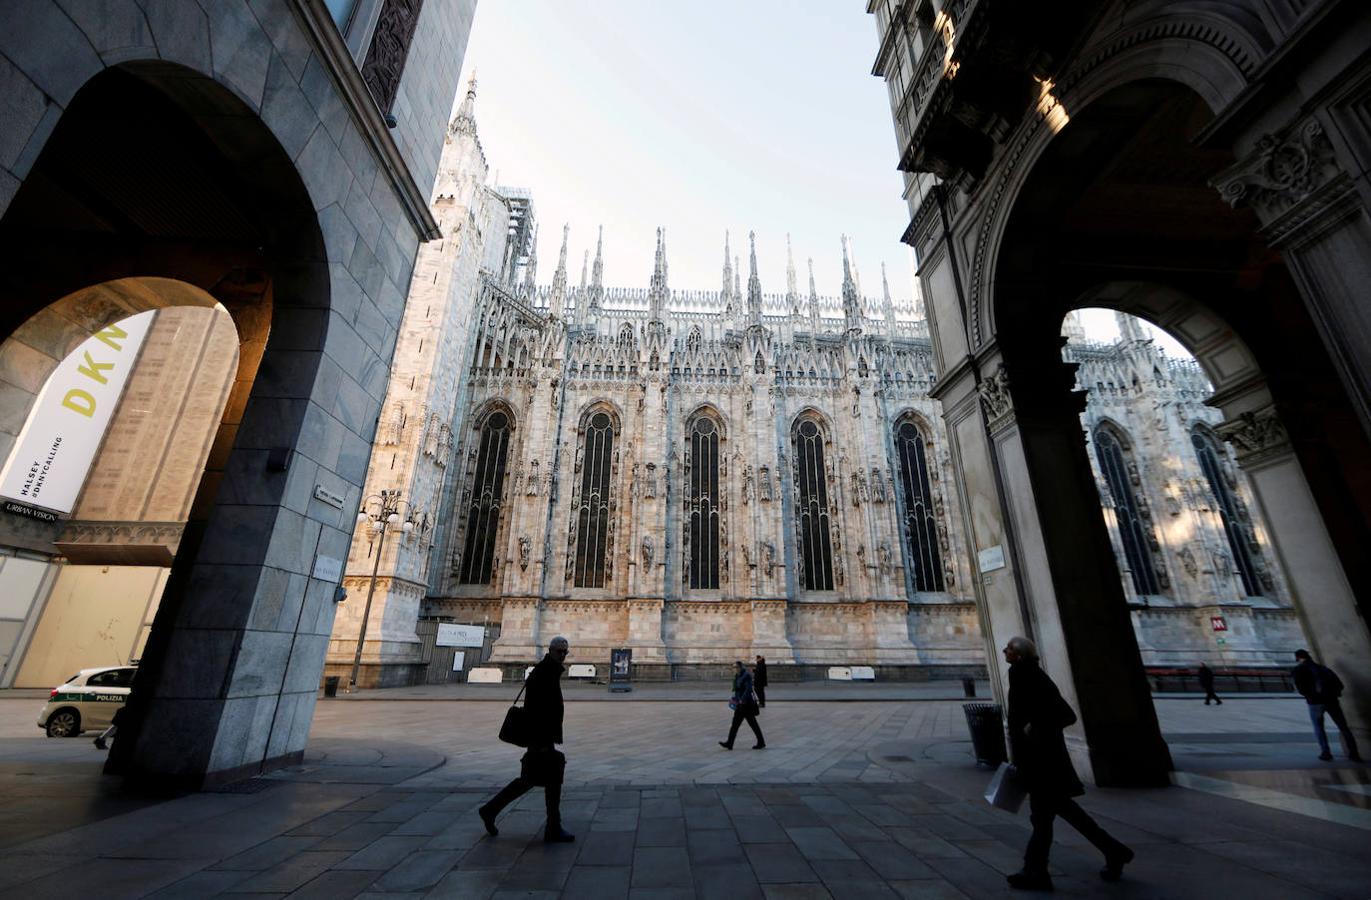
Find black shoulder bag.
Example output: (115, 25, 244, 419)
(499, 675, 531, 747)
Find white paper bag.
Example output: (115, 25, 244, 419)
(984, 762, 1026, 813)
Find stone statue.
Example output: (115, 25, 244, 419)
(742, 543, 752, 568)
(763, 541, 776, 578)
(870, 467, 886, 503)
(877, 542, 892, 578)
(759, 466, 773, 501)
(527, 459, 540, 496)
(645, 462, 657, 498)
(641, 536, 654, 569)
(742, 465, 755, 504)
(518, 535, 531, 571)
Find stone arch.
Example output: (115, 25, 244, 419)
(891, 408, 938, 443)
(683, 403, 728, 441)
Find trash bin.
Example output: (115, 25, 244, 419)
(323, 675, 340, 698)
(963, 702, 1006, 768)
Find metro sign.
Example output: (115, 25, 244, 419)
(1211, 616, 1228, 632)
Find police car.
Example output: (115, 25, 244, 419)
(37, 666, 136, 737)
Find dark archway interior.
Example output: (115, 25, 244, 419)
(0, 63, 331, 780)
(994, 77, 1371, 621)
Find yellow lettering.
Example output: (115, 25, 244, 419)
(77, 351, 113, 385)
(94, 323, 128, 351)
(62, 389, 96, 418)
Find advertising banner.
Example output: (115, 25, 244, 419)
(609, 647, 632, 692)
(436, 623, 485, 647)
(0, 311, 155, 515)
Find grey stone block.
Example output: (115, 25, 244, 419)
(157, 625, 240, 698)
(0, 0, 102, 105)
(317, 202, 360, 270)
(264, 507, 324, 574)
(140, 0, 211, 70)
(259, 53, 318, 162)
(246, 0, 312, 83)
(226, 629, 294, 697)
(57, 0, 155, 63)
(206, 0, 270, 108)
(0, 55, 49, 171)
(235, 396, 310, 450)
(295, 124, 351, 212)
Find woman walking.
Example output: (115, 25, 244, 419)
(719, 660, 766, 750)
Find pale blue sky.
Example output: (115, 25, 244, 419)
(454, 3, 1190, 355)
(456, 2, 917, 303)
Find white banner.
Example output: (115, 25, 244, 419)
(436, 623, 485, 647)
(0, 311, 155, 515)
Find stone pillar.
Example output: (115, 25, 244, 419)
(626, 598, 668, 663)
(980, 350, 1171, 786)
(490, 596, 540, 662)
(1216, 403, 1371, 743)
(750, 599, 795, 663)
(867, 600, 919, 663)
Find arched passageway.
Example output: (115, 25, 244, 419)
(0, 57, 393, 787)
(970, 75, 1371, 784)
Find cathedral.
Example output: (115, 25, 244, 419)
(326, 74, 1304, 686)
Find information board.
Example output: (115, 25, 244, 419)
(436, 623, 485, 647)
(609, 647, 632, 691)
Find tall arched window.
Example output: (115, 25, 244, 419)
(573, 410, 615, 588)
(1192, 428, 1261, 595)
(894, 419, 945, 592)
(793, 417, 835, 590)
(685, 414, 721, 589)
(458, 410, 512, 584)
(1094, 426, 1161, 595)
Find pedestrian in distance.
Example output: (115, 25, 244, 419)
(719, 660, 766, 750)
(479, 636, 575, 843)
(755, 655, 768, 708)
(1003, 636, 1133, 892)
(1292, 649, 1362, 763)
(1198, 662, 1222, 706)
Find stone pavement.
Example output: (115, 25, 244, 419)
(0, 694, 1368, 898)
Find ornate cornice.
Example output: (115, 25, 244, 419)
(1215, 405, 1291, 466)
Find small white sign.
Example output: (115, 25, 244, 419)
(468, 667, 502, 683)
(569, 664, 596, 679)
(313, 484, 345, 509)
(0, 311, 155, 514)
(850, 666, 876, 680)
(977, 544, 1006, 573)
(436, 623, 485, 647)
(312, 555, 344, 582)
(451, 651, 466, 672)
(827, 666, 853, 681)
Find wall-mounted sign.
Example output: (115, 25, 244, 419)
(436, 623, 485, 647)
(1211, 616, 1228, 632)
(312, 555, 344, 582)
(609, 647, 632, 692)
(977, 544, 1006, 573)
(451, 651, 466, 672)
(313, 484, 346, 509)
(0, 311, 155, 515)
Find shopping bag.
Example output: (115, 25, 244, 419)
(984, 762, 1026, 813)
(498, 678, 531, 747)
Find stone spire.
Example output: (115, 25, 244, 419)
(589, 225, 604, 313)
(575, 248, 589, 323)
(808, 257, 822, 335)
(841, 236, 862, 335)
(522, 224, 538, 298)
(1062, 309, 1087, 343)
(548, 223, 569, 322)
(649, 226, 668, 322)
(579, 249, 588, 291)
(721, 231, 734, 314)
(786, 234, 800, 316)
(747, 231, 763, 323)
(881, 262, 896, 331)
(1116, 310, 1148, 344)
(452, 69, 478, 134)
(733, 255, 741, 307)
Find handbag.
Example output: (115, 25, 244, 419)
(498, 678, 531, 747)
(984, 762, 1026, 813)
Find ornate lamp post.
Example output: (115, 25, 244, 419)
(349, 489, 414, 691)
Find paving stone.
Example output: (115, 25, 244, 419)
(228, 849, 350, 893)
(761, 885, 834, 899)
(631, 846, 693, 888)
(334, 835, 431, 870)
(458, 839, 528, 870)
(785, 827, 859, 861)
(849, 842, 936, 880)
(745, 842, 820, 884)
(313, 822, 400, 852)
(687, 827, 747, 865)
(635, 817, 687, 848)
(368, 849, 463, 891)
(641, 797, 684, 818)
(213, 834, 327, 870)
(732, 814, 790, 843)
(577, 830, 635, 866)
(693, 860, 763, 900)
(564, 864, 631, 898)
(886, 880, 971, 900)
(142, 869, 256, 898)
(283, 868, 382, 900)
(684, 805, 733, 830)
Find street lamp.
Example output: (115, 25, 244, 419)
(349, 489, 415, 691)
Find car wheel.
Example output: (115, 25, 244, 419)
(45, 708, 80, 737)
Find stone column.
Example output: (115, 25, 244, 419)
(1216, 403, 1371, 743)
(490, 597, 540, 662)
(750, 599, 794, 663)
(979, 349, 1171, 787)
(626, 598, 667, 663)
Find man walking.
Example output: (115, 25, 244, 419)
(755, 655, 768, 708)
(1198, 662, 1222, 706)
(1292, 649, 1362, 763)
(1003, 636, 1133, 891)
(479, 636, 575, 842)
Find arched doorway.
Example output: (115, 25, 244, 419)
(0, 60, 370, 788)
(976, 75, 1371, 784)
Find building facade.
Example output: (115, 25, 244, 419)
(868, 0, 1371, 784)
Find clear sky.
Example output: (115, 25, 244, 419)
(454, 3, 1194, 358)
(456, 2, 917, 304)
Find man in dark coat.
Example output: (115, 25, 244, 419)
(1004, 636, 1132, 891)
(1198, 662, 1222, 705)
(479, 636, 574, 843)
(754, 655, 768, 708)
(1293, 649, 1362, 762)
